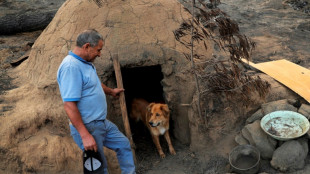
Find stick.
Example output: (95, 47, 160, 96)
(190, 0, 203, 120)
(112, 54, 137, 165)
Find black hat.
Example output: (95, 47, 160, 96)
(83, 150, 104, 174)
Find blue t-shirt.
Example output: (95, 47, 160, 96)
(57, 51, 107, 124)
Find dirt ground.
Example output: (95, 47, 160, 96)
(1, 0, 310, 173)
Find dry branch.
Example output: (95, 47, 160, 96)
(174, 0, 270, 109)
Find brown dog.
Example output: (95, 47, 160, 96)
(130, 98, 176, 158)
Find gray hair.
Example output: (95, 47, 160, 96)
(76, 29, 104, 47)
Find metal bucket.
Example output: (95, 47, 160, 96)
(229, 144, 260, 174)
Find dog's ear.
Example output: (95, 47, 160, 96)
(160, 104, 170, 117)
(147, 103, 155, 113)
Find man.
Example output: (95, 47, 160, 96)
(57, 29, 136, 174)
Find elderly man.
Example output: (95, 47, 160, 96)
(57, 29, 136, 174)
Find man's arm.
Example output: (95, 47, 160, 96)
(101, 83, 124, 97)
(64, 101, 98, 152)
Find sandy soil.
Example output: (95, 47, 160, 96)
(0, 0, 310, 173)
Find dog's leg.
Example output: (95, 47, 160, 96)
(164, 131, 176, 155)
(151, 135, 165, 158)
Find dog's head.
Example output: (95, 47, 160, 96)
(146, 103, 170, 127)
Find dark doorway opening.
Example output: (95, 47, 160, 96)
(122, 65, 164, 109)
(121, 65, 172, 161)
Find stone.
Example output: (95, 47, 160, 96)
(243, 120, 277, 159)
(247, 99, 300, 124)
(267, 136, 277, 147)
(287, 98, 300, 107)
(234, 133, 249, 145)
(161, 62, 174, 76)
(246, 109, 264, 124)
(258, 74, 300, 103)
(298, 104, 310, 119)
(261, 99, 297, 115)
(271, 140, 308, 172)
(241, 126, 255, 145)
(297, 137, 309, 155)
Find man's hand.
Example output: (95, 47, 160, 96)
(111, 88, 124, 98)
(63, 101, 98, 152)
(81, 132, 98, 152)
(101, 83, 124, 98)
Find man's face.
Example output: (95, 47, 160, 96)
(85, 40, 104, 62)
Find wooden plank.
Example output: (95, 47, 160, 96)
(112, 54, 137, 164)
(241, 58, 257, 67)
(242, 59, 310, 103)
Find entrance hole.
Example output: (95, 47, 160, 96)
(122, 65, 164, 109)
(121, 65, 172, 159)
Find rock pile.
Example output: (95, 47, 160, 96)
(235, 99, 310, 172)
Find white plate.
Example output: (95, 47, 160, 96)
(260, 110, 310, 141)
